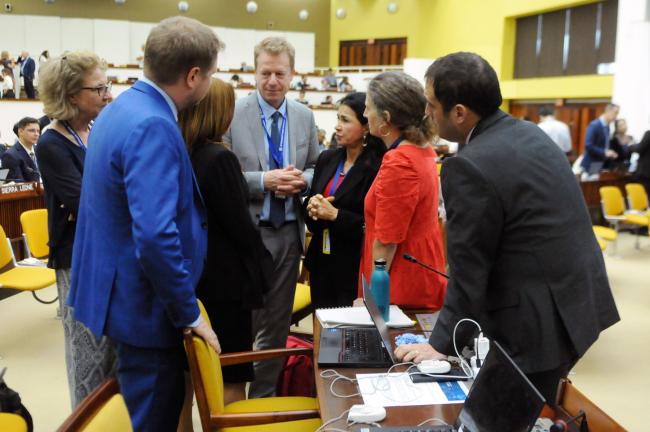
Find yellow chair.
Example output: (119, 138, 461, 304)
(0, 413, 27, 432)
(625, 183, 649, 213)
(184, 302, 321, 432)
(599, 186, 649, 251)
(57, 378, 132, 432)
(291, 283, 313, 326)
(0, 224, 57, 304)
(20, 209, 49, 261)
(593, 225, 617, 252)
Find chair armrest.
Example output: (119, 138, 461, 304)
(210, 409, 320, 427)
(220, 347, 313, 366)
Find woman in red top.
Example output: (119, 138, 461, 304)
(360, 71, 447, 309)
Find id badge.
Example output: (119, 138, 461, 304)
(322, 228, 331, 255)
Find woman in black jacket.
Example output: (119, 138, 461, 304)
(304, 92, 385, 308)
(178, 78, 272, 404)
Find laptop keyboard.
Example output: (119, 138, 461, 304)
(342, 328, 385, 361)
(362, 426, 455, 432)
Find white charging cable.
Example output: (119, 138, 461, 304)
(452, 318, 482, 379)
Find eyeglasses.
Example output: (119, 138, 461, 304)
(82, 82, 112, 97)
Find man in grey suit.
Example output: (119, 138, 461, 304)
(224, 37, 320, 398)
(395, 52, 619, 404)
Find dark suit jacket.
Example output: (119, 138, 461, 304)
(35, 129, 85, 269)
(432, 110, 619, 374)
(191, 142, 272, 310)
(303, 146, 384, 306)
(580, 118, 610, 171)
(1, 141, 39, 181)
(19, 57, 35, 80)
(630, 130, 650, 179)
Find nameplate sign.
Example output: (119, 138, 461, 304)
(1, 182, 36, 195)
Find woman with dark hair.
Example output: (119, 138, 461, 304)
(304, 92, 385, 308)
(360, 71, 447, 309)
(178, 78, 272, 404)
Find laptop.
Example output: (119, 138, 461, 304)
(0, 168, 9, 183)
(317, 278, 396, 367)
(362, 341, 546, 432)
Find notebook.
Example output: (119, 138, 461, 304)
(316, 305, 413, 328)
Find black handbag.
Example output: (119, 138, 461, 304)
(0, 368, 34, 432)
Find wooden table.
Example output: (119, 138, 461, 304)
(313, 312, 463, 427)
(0, 181, 45, 257)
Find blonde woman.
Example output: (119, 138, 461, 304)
(35, 51, 116, 408)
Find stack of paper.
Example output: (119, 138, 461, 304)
(316, 305, 413, 328)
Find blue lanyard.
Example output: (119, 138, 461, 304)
(328, 159, 346, 196)
(389, 136, 404, 151)
(62, 121, 88, 151)
(258, 103, 287, 167)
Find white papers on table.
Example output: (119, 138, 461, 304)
(356, 372, 469, 407)
(316, 305, 413, 328)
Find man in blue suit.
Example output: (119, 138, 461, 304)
(18, 51, 35, 99)
(68, 17, 223, 431)
(581, 103, 619, 175)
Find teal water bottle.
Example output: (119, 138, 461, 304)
(371, 259, 390, 322)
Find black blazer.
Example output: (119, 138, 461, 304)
(432, 110, 620, 374)
(1, 141, 39, 182)
(35, 129, 85, 269)
(630, 130, 650, 179)
(303, 146, 384, 294)
(191, 142, 272, 309)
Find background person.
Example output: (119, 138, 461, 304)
(179, 78, 273, 404)
(305, 92, 385, 309)
(1, 117, 40, 182)
(224, 36, 320, 398)
(629, 129, 650, 196)
(359, 71, 447, 309)
(537, 106, 572, 156)
(67, 17, 222, 431)
(606, 118, 634, 171)
(395, 52, 619, 404)
(580, 103, 620, 175)
(35, 51, 117, 409)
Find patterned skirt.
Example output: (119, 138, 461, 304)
(56, 268, 118, 408)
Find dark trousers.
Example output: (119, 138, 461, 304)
(526, 359, 577, 405)
(24, 77, 35, 99)
(116, 341, 186, 432)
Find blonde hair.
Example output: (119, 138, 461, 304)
(144, 16, 224, 85)
(367, 71, 435, 146)
(178, 78, 235, 154)
(38, 51, 106, 121)
(254, 37, 295, 71)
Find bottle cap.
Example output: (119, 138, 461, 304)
(374, 258, 387, 266)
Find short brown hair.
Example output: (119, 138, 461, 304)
(144, 16, 224, 85)
(38, 51, 107, 121)
(254, 37, 295, 71)
(367, 71, 435, 145)
(178, 78, 235, 154)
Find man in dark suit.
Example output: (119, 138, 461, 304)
(68, 17, 222, 431)
(18, 51, 36, 99)
(395, 52, 619, 403)
(1, 117, 40, 181)
(580, 103, 620, 175)
(630, 130, 650, 196)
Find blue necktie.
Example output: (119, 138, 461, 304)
(269, 111, 286, 229)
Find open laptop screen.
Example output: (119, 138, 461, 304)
(362, 277, 397, 364)
(457, 340, 545, 432)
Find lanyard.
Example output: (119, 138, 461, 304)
(328, 159, 346, 196)
(258, 102, 287, 167)
(62, 121, 88, 151)
(389, 136, 404, 151)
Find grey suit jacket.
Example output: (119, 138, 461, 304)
(224, 92, 319, 251)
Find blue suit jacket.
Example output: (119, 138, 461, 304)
(581, 118, 610, 171)
(20, 57, 35, 80)
(68, 80, 207, 348)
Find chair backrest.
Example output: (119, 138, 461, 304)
(625, 183, 649, 211)
(57, 378, 132, 432)
(0, 413, 27, 432)
(183, 300, 226, 432)
(599, 186, 625, 216)
(20, 209, 49, 259)
(0, 225, 15, 269)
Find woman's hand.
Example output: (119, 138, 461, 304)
(307, 194, 338, 221)
(394, 343, 447, 364)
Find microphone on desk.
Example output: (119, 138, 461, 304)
(550, 410, 587, 432)
(403, 254, 449, 279)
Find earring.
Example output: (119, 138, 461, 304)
(362, 133, 368, 147)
